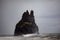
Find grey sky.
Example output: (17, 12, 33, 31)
(0, 0, 60, 35)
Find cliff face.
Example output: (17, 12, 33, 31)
(14, 10, 39, 36)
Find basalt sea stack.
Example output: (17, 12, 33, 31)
(14, 10, 39, 36)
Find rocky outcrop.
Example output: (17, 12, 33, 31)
(14, 10, 39, 36)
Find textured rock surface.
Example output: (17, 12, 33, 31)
(14, 10, 39, 36)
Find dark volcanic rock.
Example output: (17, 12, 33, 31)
(14, 10, 39, 36)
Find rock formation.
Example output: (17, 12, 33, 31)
(14, 10, 39, 36)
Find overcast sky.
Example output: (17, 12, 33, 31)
(0, 0, 60, 35)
